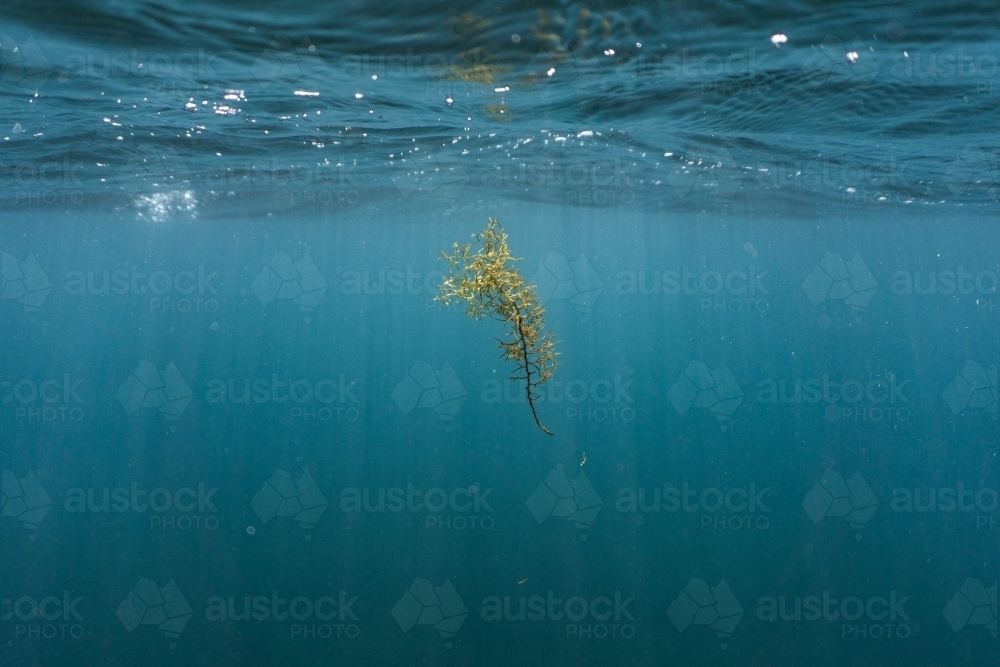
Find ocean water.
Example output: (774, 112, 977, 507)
(2, 1, 1000, 665)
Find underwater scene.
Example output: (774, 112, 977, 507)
(2, 0, 1000, 665)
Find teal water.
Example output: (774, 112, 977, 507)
(2, 1, 1000, 665)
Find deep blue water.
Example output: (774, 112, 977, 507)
(2, 1, 1000, 666)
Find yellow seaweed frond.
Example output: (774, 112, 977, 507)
(437, 218, 559, 434)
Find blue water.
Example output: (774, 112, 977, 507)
(2, 1, 1000, 665)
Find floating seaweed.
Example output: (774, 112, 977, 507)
(437, 218, 559, 434)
